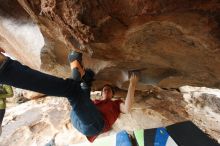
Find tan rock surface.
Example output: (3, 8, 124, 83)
(1, 0, 220, 88)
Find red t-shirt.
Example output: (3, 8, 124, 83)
(86, 99, 123, 142)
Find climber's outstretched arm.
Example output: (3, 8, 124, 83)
(120, 73, 138, 113)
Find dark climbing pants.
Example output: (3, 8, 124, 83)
(0, 58, 104, 136)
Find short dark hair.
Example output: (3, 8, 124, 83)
(101, 84, 115, 95)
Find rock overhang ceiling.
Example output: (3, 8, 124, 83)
(0, 0, 220, 90)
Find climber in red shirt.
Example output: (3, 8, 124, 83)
(0, 48, 138, 142)
(87, 74, 138, 142)
(67, 50, 138, 142)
